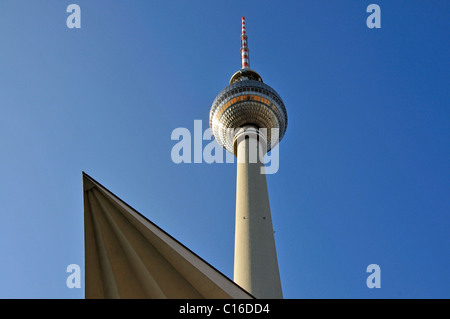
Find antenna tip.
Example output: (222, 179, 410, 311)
(242, 16, 245, 20)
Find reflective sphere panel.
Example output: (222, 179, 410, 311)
(210, 80, 287, 153)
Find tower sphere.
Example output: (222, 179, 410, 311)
(209, 20, 287, 155)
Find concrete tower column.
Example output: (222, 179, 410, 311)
(233, 126, 283, 299)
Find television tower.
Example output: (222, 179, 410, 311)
(209, 17, 288, 299)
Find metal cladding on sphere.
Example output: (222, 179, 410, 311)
(209, 17, 288, 154)
(209, 78, 287, 154)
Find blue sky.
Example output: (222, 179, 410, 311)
(0, 1, 449, 298)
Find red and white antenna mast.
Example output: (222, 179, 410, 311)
(241, 17, 250, 69)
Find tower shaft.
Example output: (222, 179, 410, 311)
(233, 127, 283, 299)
